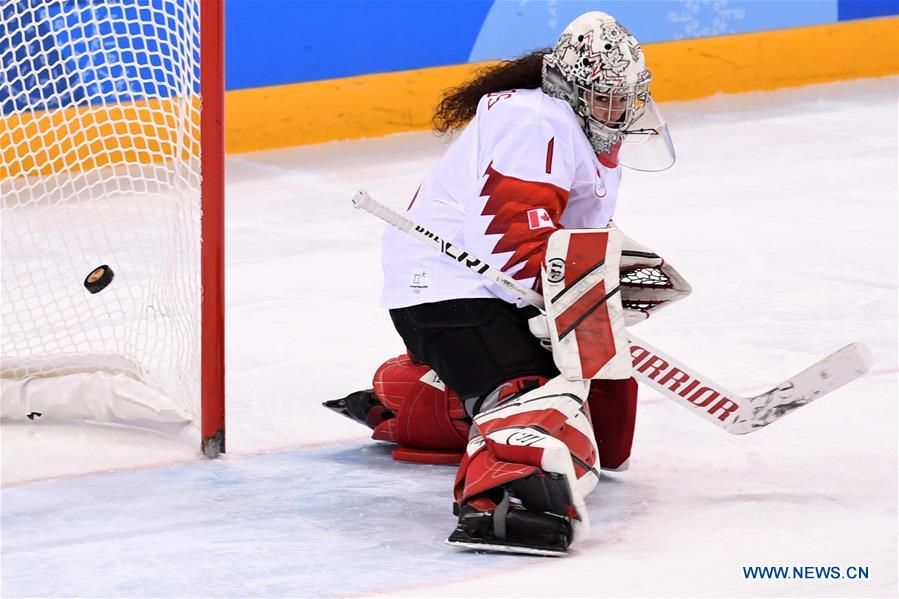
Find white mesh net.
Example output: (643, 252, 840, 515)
(1, 0, 203, 425)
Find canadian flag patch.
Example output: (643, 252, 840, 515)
(527, 208, 554, 230)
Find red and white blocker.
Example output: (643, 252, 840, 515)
(542, 228, 632, 381)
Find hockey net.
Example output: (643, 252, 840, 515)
(0, 0, 224, 454)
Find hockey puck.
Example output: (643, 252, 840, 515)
(84, 265, 114, 294)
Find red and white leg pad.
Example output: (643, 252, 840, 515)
(371, 354, 470, 463)
(453, 375, 598, 545)
(589, 377, 638, 471)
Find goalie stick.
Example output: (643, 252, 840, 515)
(353, 190, 872, 435)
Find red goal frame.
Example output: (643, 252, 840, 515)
(200, 0, 226, 458)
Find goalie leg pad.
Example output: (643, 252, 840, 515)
(589, 378, 638, 471)
(450, 375, 599, 551)
(370, 353, 470, 455)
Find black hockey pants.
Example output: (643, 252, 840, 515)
(389, 298, 559, 401)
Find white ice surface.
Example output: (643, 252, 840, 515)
(2, 78, 897, 597)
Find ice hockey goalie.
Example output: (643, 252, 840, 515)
(326, 10, 687, 555)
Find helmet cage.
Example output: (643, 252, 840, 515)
(542, 53, 654, 155)
(579, 78, 652, 154)
(541, 12, 675, 170)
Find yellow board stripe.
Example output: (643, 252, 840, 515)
(645, 16, 899, 99)
(1, 97, 199, 179)
(2, 17, 896, 178)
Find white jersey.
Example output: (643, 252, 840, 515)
(381, 88, 622, 309)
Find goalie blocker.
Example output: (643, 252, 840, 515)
(541, 228, 633, 380)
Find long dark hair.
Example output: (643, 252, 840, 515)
(433, 49, 550, 134)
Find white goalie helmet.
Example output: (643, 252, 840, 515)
(542, 12, 675, 171)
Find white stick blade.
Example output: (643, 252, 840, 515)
(727, 342, 873, 434)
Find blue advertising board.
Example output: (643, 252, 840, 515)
(2, 0, 896, 115)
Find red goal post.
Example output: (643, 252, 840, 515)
(201, 0, 226, 457)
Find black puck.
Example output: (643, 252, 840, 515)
(84, 265, 114, 294)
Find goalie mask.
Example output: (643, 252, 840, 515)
(542, 12, 676, 172)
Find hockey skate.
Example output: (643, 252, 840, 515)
(322, 390, 394, 429)
(446, 471, 575, 557)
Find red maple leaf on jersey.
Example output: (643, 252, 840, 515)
(479, 162, 569, 282)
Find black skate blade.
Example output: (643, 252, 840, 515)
(322, 390, 394, 429)
(322, 398, 358, 422)
(445, 506, 571, 558)
(321, 397, 357, 422)
(444, 538, 567, 557)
